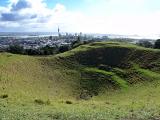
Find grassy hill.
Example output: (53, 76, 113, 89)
(1, 42, 160, 119)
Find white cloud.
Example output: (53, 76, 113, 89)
(0, 0, 100, 33)
(0, 0, 160, 36)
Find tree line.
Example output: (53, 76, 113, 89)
(5, 38, 160, 55)
(136, 39, 160, 49)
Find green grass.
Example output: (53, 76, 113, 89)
(84, 67, 128, 89)
(0, 42, 160, 119)
(1, 81, 160, 120)
(134, 65, 160, 80)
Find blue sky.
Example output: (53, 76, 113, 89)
(44, 0, 85, 10)
(0, 0, 160, 35)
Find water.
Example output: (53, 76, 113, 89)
(0, 32, 58, 38)
(0, 32, 159, 40)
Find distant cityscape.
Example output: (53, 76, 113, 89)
(0, 28, 109, 51)
(0, 28, 159, 51)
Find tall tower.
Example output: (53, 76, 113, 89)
(58, 26, 60, 37)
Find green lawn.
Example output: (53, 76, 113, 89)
(0, 42, 160, 119)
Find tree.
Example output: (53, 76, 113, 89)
(40, 45, 58, 55)
(137, 40, 153, 48)
(59, 45, 70, 53)
(25, 45, 58, 55)
(77, 35, 81, 42)
(8, 44, 24, 54)
(71, 35, 82, 49)
(25, 49, 41, 55)
(154, 39, 160, 49)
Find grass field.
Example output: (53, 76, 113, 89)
(1, 42, 160, 119)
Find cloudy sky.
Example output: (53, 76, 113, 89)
(0, 0, 160, 35)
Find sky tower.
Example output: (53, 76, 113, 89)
(58, 26, 60, 37)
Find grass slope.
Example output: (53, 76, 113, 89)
(0, 42, 160, 119)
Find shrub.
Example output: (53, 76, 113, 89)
(34, 99, 45, 105)
(154, 39, 160, 49)
(34, 99, 51, 105)
(0, 94, 8, 99)
(65, 100, 73, 104)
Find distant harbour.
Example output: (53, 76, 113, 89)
(0, 32, 159, 40)
(0, 32, 59, 38)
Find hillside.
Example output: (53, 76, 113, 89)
(1, 42, 160, 119)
